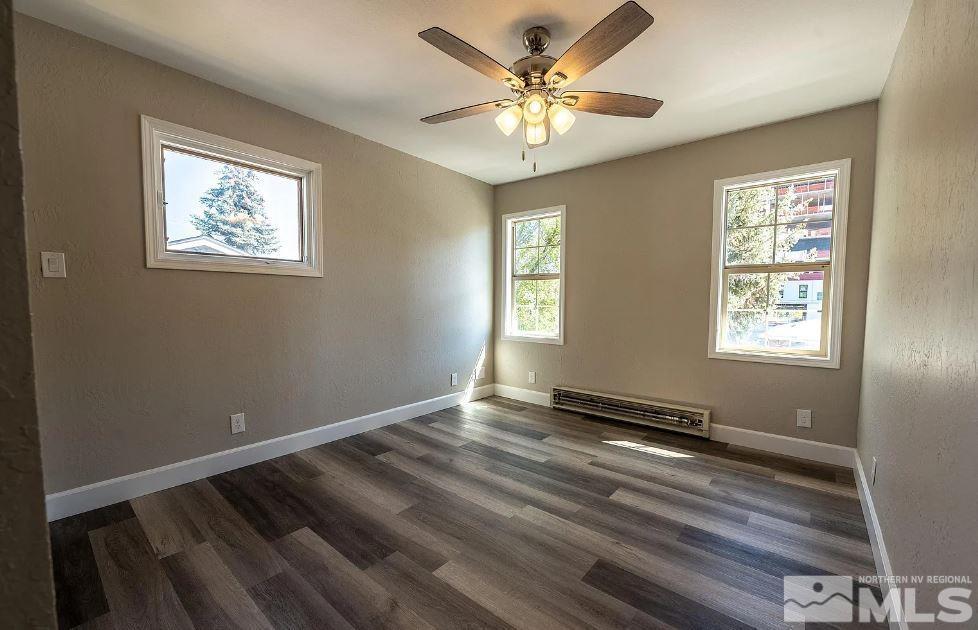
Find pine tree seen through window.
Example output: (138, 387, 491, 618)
(163, 148, 301, 261)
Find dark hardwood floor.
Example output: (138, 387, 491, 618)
(49, 396, 879, 629)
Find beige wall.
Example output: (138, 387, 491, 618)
(15, 15, 493, 494)
(0, 3, 56, 626)
(857, 0, 978, 604)
(494, 102, 878, 446)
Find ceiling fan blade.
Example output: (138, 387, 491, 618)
(546, 2, 654, 88)
(561, 91, 662, 117)
(421, 99, 512, 124)
(419, 27, 524, 88)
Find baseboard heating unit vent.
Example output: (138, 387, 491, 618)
(552, 387, 710, 438)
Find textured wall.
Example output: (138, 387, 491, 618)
(857, 0, 978, 605)
(494, 103, 878, 446)
(15, 15, 494, 494)
(0, 2, 57, 627)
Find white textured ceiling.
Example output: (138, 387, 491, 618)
(16, 0, 910, 184)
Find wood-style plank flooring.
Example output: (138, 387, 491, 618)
(50, 397, 879, 629)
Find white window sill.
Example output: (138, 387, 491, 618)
(709, 349, 839, 369)
(502, 333, 564, 346)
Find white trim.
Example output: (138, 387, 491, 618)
(45, 384, 494, 521)
(493, 384, 552, 407)
(709, 423, 856, 468)
(707, 159, 850, 369)
(500, 206, 566, 345)
(141, 115, 324, 277)
(854, 454, 905, 630)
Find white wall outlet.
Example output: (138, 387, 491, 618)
(528, 371, 536, 384)
(450, 372, 458, 387)
(796, 409, 812, 428)
(476, 365, 486, 380)
(871, 456, 879, 486)
(40, 251, 66, 278)
(230, 413, 246, 434)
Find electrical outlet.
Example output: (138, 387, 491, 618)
(450, 372, 458, 387)
(528, 371, 536, 384)
(476, 365, 486, 380)
(871, 456, 879, 486)
(230, 413, 246, 434)
(796, 409, 812, 428)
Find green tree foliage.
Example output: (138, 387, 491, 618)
(190, 165, 280, 255)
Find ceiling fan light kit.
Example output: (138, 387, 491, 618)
(419, 1, 663, 168)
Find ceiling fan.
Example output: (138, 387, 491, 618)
(418, 1, 662, 153)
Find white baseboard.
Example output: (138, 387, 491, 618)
(710, 423, 856, 468)
(45, 384, 494, 522)
(493, 384, 551, 407)
(854, 453, 905, 630)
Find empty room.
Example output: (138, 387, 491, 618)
(2, 0, 976, 628)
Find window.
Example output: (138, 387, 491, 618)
(501, 206, 565, 344)
(708, 159, 849, 368)
(142, 116, 323, 276)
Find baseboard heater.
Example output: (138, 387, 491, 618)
(552, 386, 710, 438)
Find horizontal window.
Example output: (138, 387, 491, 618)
(142, 116, 322, 276)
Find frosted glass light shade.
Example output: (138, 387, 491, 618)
(494, 104, 523, 136)
(522, 93, 547, 124)
(548, 103, 576, 135)
(525, 121, 548, 147)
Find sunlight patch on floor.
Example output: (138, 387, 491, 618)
(602, 440, 693, 458)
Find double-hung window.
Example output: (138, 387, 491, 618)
(501, 206, 565, 344)
(709, 160, 850, 368)
(142, 116, 323, 276)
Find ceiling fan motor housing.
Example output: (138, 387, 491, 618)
(511, 54, 557, 87)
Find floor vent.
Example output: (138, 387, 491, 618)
(552, 386, 710, 438)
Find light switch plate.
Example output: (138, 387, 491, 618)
(796, 409, 812, 428)
(230, 413, 246, 434)
(41, 251, 66, 278)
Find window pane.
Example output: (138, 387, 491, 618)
(725, 310, 767, 348)
(770, 271, 824, 350)
(514, 220, 539, 247)
(538, 246, 560, 274)
(727, 273, 769, 310)
(162, 147, 302, 261)
(514, 247, 540, 275)
(538, 307, 559, 335)
(537, 279, 559, 306)
(725, 226, 774, 265)
(776, 220, 832, 263)
(539, 216, 560, 245)
(777, 176, 834, 222)
(725, 187, 775, 227)
(515, 306, 537, 333)
(514, 280, 536, 305)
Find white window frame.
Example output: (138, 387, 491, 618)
(141, 115, 323, 276)
(501, 206, 566, 345)
(708, 159, 850, 369)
